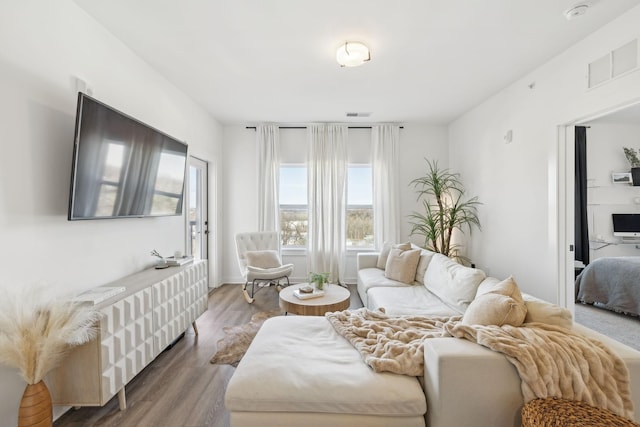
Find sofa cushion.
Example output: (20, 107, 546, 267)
(461, 277, 527, 326)
(385, 248, 421, 284)
(245, 250, 281, 268)
(423, 253, 486, 313)
(225, 316, 427, 417)
(414, 250, 437, 285)
(357, 268, 414, 307)
(478, 277, 573, 328)
(367, 286, 461, 317)
(522, 293, 573, 328)
(377, 242, 411, 269)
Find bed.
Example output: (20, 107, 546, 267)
(575, 256, 640, 316)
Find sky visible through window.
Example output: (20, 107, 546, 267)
(280, 166, 307, 204)
(348, 166, 372, 205)
(280, 165, 372, 204)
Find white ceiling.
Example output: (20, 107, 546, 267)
(74, 0, 640, 125)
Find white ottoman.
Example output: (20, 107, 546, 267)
(225, 316, 427, 427)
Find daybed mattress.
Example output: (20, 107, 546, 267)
(225, 315, 426, 427)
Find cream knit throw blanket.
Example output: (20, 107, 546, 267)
(326, 308, 633, 419)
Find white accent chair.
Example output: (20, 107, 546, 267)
(235, 231, 294, 304)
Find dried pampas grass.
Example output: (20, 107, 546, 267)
(0, 286, 101, 384)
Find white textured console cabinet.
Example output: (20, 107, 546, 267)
(47, 261, 208, 409)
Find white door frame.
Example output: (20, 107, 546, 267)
(557, 125, 576, 312)
(187, 156, 209, 260)
(557, 99, 640, 313)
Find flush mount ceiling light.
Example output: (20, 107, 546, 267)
(564, 4, 589, 20)
(336, 41, 370, 67)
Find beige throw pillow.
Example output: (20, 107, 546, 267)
(384, 248, 421, 284)
(523, 293, 573, 329)
(377, 242, 411, 269)
(245, 250, 282, 269)
(462, 276, 527, 326)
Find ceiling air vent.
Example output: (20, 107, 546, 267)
(587, 39, 638, 89)
(346, 112, 372, 118)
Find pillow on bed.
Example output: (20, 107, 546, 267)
(462, 276, 527, 326)
(245, 250, 282, 269)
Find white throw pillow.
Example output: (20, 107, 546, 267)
(522, 293, 573, 329)
(462, 276, 527, 326)
(424, 254, 486, 313)
(245, 250, 282, 269)
(414, 250, 436, 285)
(384, 248, 421, 284)
(377, 242, 411, 269)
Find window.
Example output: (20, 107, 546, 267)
(347, 165, 373, 248)
(279, 164, 373, 248)
(279, 165, 307, 247)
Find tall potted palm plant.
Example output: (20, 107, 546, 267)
(408, 159, 481, 261)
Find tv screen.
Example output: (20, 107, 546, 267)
(68, 93, 188, 220)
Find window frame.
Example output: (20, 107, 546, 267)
(346, 164, 374, 250)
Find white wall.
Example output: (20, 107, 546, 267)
(585, 124, 640, 259)
(221, 123, 448, 284)
(0, 1, 222, 423)
(449, 5, 640, 303)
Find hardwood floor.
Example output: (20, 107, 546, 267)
(54, 283, 363, 427)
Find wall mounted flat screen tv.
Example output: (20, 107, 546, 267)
(68, 93, 188, 220)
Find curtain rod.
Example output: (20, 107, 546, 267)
(245, 126, 404, 130)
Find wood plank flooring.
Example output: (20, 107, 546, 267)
(54, 283, 363, 427)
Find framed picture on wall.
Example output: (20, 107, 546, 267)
(612, 172, 632, 184)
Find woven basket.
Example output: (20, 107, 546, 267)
(522, 398, 639, 427)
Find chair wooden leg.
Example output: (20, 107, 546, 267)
(242, 288, 254, 304)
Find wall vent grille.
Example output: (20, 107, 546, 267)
(587, 39, 638, 89)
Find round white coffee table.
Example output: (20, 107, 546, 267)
(279, 283, 350, 316)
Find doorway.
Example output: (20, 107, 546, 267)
(187, 156, 208, 260)
(559, 101, 640, 312)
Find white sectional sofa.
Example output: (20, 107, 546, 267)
(225, 245, 640, 427)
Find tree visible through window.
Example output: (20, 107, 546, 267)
(279, 165, 307, 247)
(347, 165, 373, 247)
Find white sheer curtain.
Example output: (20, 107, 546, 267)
(372, 124, 401, 248)
(307, 124, 347, 283)
(257, 124, 280, 232)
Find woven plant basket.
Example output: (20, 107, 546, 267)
(522, 397, 639, 427)
(17, 381, 52, 427)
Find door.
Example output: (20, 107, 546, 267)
(187, 156, 208, 260)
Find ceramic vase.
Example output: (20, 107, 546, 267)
(18, 380, 52, 427)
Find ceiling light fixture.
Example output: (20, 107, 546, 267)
(564, 4, 589, 20)
(336, 41, 370, 67)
